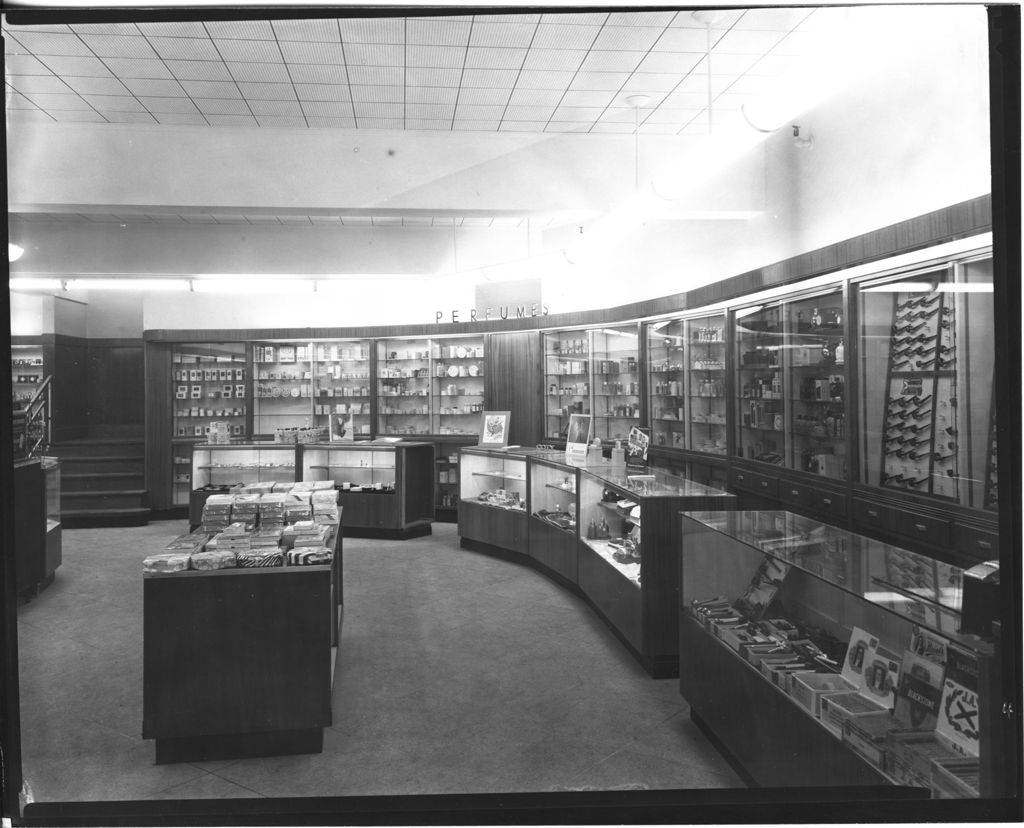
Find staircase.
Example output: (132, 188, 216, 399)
(50, 437, 150, 527)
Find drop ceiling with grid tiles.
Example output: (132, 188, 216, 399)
(4, 9, 827, 136)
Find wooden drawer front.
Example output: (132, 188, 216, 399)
(781, 482, 846, 520)
(894, 512, 951, 547)
(729, 468, 778, 499)
(779, 482, 810, 509)
(853, 499, 895, 533)
(810, 488, 847, 519)
(952, 524, 999, 559)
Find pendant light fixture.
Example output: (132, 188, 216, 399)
(691, 10, 725, 135)
(624, 93, 650, 191)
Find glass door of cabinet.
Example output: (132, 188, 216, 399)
(734, 304, 785, 465)
(685, 315, 727, 455)
(858, 257, 993, 507)
(252, 341, 315, 436)
(647, 318, 685, 450)
(377, 337, 432, 436)
(313, 340, 372, 439)
(544, 330, 590, 441)
(591, 325, 640, 443)
(432, 335, 485, 436)
(784, 291, 847, 479)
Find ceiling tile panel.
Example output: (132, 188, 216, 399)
(340, 215, 373, 225)
(406, 103, 455, 119)
(503, 105, 556, 121)
(102, 110, 157, 123)
(401, 216, 433, 226)
(243, 214, 282, 223)
(358, 117, 404, 130)
(22, 91, 89, 110)
(135, 21, 209, 37)
(344, 43, 404, 66)
(353, 102, 403, 118)
(227, 61, 292, 83)
(772, 31, 820, 55)
(429, 217, 456, 226)
(590, 122, 634, 133)
(647, 122, 686, 134)
(653, 27, 711, 52)
(350, 84, 402, 103)
(278, 41, 348, 65)
(713, 92, 752, 111)
(139, 96, 200, 114)
(707, 51, 762, 75)
(195, 98, 251, 115)
(306, 116, 357, 127)
(559, 89, 615, 108)
(734, 7, 813, 31)
(5, 23, 71, 34)
(295, 84, 351, 102)
(462, 68, 518, 88)
(5, 92, 42, 109)
(165, 60, 232, 81)
(182, 214, 220, 223)
(540, 13, 607, 26)
(271, 18, 340, 42)
(579, 50, 645, 73)
(238, 82, 297, 100)
(457, 86, 511, 105)
(406, 67, 462, 87)
(455, 119, 503, 130)
(70, 23, 142, 36)
(338, 18, 404, 44)
(288, 64, 349, 84)
(544, 121, 591, 133)
(248, 99, 303, 116)
(552, 106, 605, 121)
(181, 80, 242, 98)
(521, 49, 586, 71)
(602, 106, 643, 123)
(516, 69, 575, 89)
(748, 53, 798, 76)
(7, 74, 71, 95)
(723, 74, 777, 96)
(62, 75, 129, 95)
(642, 107, 690, 124)
(78, 34, 157, 59)
(465, 46, 526, 70)
(309, 216, 342, 224)
(406, 44, 464, 68)
(8, 32, 94, 56)
(103, 58, 173, 79)
(671, 73, 736, 97)
(636, 51, 703, 74)
(671, 9, 744, 29)
(713, 28, 787, 54)
(406, 86, 459, 104)
(469, 21, 536, 47)
(120, 77, 186, 97)
(52, 109, 107, 122)
(406, 19, 471, 46)
(372, 216, 403, 225)
(204, 20, 275, 40)
(147, 36, 222, 61)
(4, 54, 51, 74)
(606, 11, 676, 27)
(212, 39, 282, 63)
(301, 101, 354, 117)
(659, 90, 710, 109)
(623, 73, 685, 92)
(479, 13, 541, 23)
(255, 115, 308, 128)
(405, 119, 451, 130)
(155, 112, 209, 125)
(569, 71, 631, 91)
(508, 87, 564, 106)
(206, 113, 258, 126)
(592, 26, 664, 51)
(453, 104, 505, 119)
(7, 109, 56, 122)
(347, 65, 404, 86)
(531, 24, 601, 50)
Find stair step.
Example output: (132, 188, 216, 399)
(57, 456, 143, 473)
(61, 506, 151, 528)
(63, 472, 144, 492)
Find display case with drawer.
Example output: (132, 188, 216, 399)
(301, 441, 434, 538)
(577, 466, 735, 677)
(458, 446, 531, 555)
(678, 510, 1009, 796)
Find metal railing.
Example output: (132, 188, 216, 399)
(13, 375, 52, 459)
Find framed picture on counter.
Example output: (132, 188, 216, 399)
(479, 410, 511, 447)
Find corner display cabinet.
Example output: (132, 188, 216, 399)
(301, 441, 434, 538)
(678, 510, 1011, 797)
(458, 446, 531, 555)
(576, 466, 735, 677)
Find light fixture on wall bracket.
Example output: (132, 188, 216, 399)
(791, 124, 815, 149)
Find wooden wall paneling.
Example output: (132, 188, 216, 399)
(86, 339, 144, 436)
(484, 331, 543, 448)
(145, 343, 173, 510)
(51, 335, 89, 442)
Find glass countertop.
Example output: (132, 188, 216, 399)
(681, 510, 985, 649)
(584, 466, 733, 499)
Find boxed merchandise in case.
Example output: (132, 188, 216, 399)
(820, 691, 889, 735)
(842, 714, 900, 768)
(887, 729, 964, 782)
(930, 757, 980, 798)
(789, 672, 855, 717)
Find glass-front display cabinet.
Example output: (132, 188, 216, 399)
(576, 466, 735, 677)
(11, 342, 45, 408)
(432, 335, 485, 436)
(858, 257, 994, 510)
(252, 341, 314, 436)
(734, 293, 848, 480)
(591, 324, 641, 443)
(544, 329, 590, 441)
(190, 443, 298, 490)
(458, 446, 530, 554)
(527, 453, 580, 583)
(679, 510, 1007, 796)
(376, 337, 433, 436)
(648, 313, 727, 455)
(312, 340, 372, 439)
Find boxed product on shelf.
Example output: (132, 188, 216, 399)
(236, 548, 284, 568)
(930, 757, 981, 798)
(819, 691, 890, 734)
(789, 672, 856, 717)
(286, 546, 333, 566)
(842, 715, 902, 769)
(250, 527, 284, 548)
(258, 494, 286, 525)
(142, 552, 191, 574)
(886, 729, 965, 782)
(190, 549, 238, 571)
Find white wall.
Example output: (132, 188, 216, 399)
(10, 292, 53, 335)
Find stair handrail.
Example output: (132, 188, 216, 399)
(18, 374, 53, 457)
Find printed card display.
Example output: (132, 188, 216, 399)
(175, 385, 187, 400)
(841, 627, 876, 692)
(936, 645, 981, 757)
(734, 555, 790, 620)
(861, 640, 901, 709)
(190, 385, 202, 399)
(894, 649, 946, 731)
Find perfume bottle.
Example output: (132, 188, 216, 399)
(610, 440, 626, 469)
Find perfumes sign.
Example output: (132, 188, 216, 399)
(435, 303, 549, 324)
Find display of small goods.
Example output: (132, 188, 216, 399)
(253, 341, 315, 434)
(736, 304, 785, 465)
(578, 486, 643, 586)
(474, 487, 525, 511)
(786, 294, 847, 479)
(11, 345, 45, 405)
(172, 344, 247, 440)
(433, 337, 486, 435)
(436, 451, 460, 510)
(313, 341, 373, 437)
(533, 469, 577, 531)
(377, 338, 434, 436)
(591, 325, 640, 443)
(545, 331, 590, 440)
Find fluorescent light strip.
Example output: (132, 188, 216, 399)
(67, 278, 191, 291)
(10, 278, 62, 291)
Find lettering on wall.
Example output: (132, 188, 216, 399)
(435, 304, 550, 324)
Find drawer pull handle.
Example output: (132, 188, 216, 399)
(822, 498, 832, 505)
(761, 481, 768, 488)
(867, 509, 879, 518)
(978, 540, 992, 550)
(914, 523, 927, 532)
(791, 489, 800, 496)
(737, 474, 744, 481)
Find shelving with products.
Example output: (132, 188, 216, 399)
(376, 337, 434, 436)
(431, 335, 486, 435)
(648, 314, 727, 455)
(735, 303, 785, 466)
(311, 340, 373, 440)
(544, 330, 590, 441)
(591, 324, 641, 443)
(11, 343, 46, 408)
(252, 341, 315, 436)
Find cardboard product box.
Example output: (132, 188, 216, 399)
(886, 753, 931, 789)
(790, 673, 856, 717)
(930, 757, 980, 798)
(887, 730, 963, 782)
(719, 625, 758, 652)
(820, 691, 890, 734)
(791, 345, 821, 366)
(740, 642, 783, 665)
(841, 713, 900, 768)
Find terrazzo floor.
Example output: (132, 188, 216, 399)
(16, 520, 742, 803)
